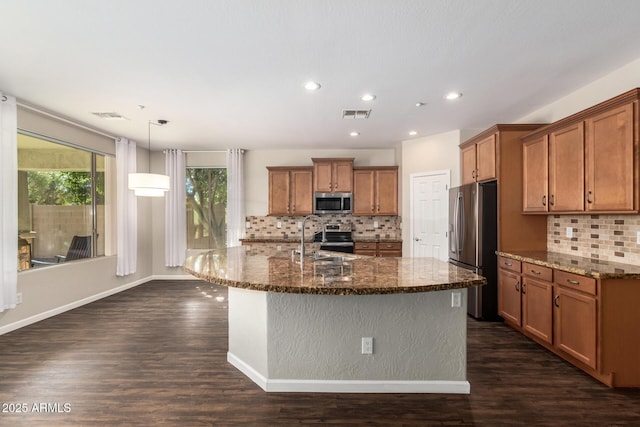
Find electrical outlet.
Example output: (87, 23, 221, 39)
(16, 292, 22, 304)
(361, 337, 373, 354)
(566, 227, 573, 238)
(276, 221, 282, 229)
(298, 221, 302, 230)
(276, 245, 282, 251)
(451, 291, 462, 308)
(373, 221, 379, 229)
(245, 221, 251, 229)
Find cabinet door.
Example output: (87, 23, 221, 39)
(554, 286, 597, 369)
(290, 169, 313, 215)
(268, 169, 291, 215)
(585, 103, 635, 212)
(522, 135, 549, 212)
(353, 170, 375, 215)
(375, 169, 398, 215)
(354, 242, 377, 256)
(549, 123, 585, 212)
(313, 160, 333, 193)
(498, 269, 522, 325)
(522, 277, 553, 344)
(460, 144, 477, 185)
(333, 160, 353, 193)
(475, 135, 496, 182)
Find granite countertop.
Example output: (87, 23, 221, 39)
(184, 246, 486, 295)
(496, 250, 640, 279)
(240, 237, 402, 243)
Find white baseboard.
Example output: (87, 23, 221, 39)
(227, 352, 470, 394)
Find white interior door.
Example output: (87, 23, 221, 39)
(411, 171, 450, 260)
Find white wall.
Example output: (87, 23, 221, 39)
(516, 57, 640, 123)
(399, 130, 473, 255)
(245, 148, 397, 216)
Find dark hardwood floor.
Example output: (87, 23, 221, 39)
(0, 280, 638, 426)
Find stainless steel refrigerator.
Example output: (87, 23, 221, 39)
(448, 181, 498, 320)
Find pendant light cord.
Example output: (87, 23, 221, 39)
(148, 119, 168, 172)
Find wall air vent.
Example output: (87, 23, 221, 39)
(91, 112, 129, 120)
(342, 109, 371, 119)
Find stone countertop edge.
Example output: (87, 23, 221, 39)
(496, 250, 640, 280)
(185, 268, 486, 296)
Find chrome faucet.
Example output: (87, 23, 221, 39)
(299, 214, 324, 265)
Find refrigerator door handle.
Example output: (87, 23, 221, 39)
(457, 192, 464, 254)
(451, 193, 460, 253)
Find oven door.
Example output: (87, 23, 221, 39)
(319, 242, 354, 254)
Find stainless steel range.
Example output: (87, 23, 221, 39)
(314, 223, 354, 254)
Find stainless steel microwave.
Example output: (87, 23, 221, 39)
(314, 192, 352, 214)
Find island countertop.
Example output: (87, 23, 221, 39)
(184, 246, 486, 295)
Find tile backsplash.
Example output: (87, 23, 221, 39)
(245, 215, 401, 240)
(547, 215, 640, 264)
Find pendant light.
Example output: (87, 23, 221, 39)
(128, 119, 170, 197)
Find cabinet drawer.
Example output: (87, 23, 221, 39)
(554, 270, 596, 296)
(523, 262, 553, 282)
(354, 242, 376, 250)
(378, 242, 402, 251)
(499, 256, 521, 273)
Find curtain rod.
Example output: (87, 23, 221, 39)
(17, 101, 118, 140)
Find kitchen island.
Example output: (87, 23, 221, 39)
(184, 246, 486, 393)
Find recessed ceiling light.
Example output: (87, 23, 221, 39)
(415, 102, 425, 107)
(304, 81, 321, 91)
(349, 131, 360, 137)
(361, 94, 376, 102)
(409, 130, 418, 136)
(444, 92, 463, 100)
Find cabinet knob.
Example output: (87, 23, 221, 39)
(522, 282, 527, 294)
(587, 191, 593, 204)
(566, 279, 580, 285)
(515, 281, 520, 292)
(505, 261, 513, 266)
(531, 269, 541, 275)
(542, 195, 546, 206)
(549, 194, 555, 206)
(554, 294, 560, 308)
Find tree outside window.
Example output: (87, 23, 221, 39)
(186, 168, 227, 249)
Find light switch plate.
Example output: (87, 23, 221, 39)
(637, 231, 640, 244)
(276, 221, 282, 229)
(451, 291, 462, 308)
(245, 221, 251, 229)
(374, 221, 379, 228)
(566, 227, 573, 238)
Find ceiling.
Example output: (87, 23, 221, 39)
(2, 0, 640, 151)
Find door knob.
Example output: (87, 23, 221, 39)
(414, 237, 421, 241)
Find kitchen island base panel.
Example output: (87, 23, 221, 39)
(228, 287, 470, 393)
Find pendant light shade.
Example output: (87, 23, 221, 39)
(128, 172, 170, 197)
(128, 119, 170, 197)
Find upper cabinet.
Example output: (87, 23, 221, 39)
(312, 158, 353, 193)
(353, 166, 398, 216)
(460, 134, 496, 184)
(267, 167, 313, 216)
(522, 89, 639, 214)
(460, 125, 547, 252)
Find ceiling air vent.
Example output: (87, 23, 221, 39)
(342, 109, 371, 119)
(91, 112, 128, 120)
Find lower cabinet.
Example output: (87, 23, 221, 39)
(497, 255, 640, 387)
(354, 241, 402, 257)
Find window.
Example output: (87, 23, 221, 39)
(186, 168, 227, 250)
(17, 133, 111, 271)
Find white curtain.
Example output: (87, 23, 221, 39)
(226, 148, 245, 247)
(0, 92, 18, 312)
(165, 149, 186, 267)
(115, 138, 137, 276)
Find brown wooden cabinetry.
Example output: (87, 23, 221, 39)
(460, 134, 496, 184)
(521, 263, 553, 345)
(499, 253, 640, 387)
(267, 167, 313, 216)
(521, 89, 640, 214)
(353, 166, 398, 216)
(497, 257, 522, 325)
(354, 241, 402, 257)
(312, 158, 353, 193)
(461, 125, 547, 252)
